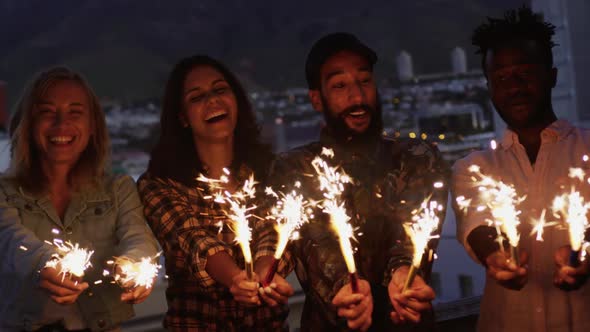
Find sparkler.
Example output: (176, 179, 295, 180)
(461, 165, 525, 265)
(199, 170, 258, 280)
(262, 185, 312, 286)
(402, 200, 443, 292)
(311, 148, 358, 292)
(551, 167, 590, 267)
(110, 253, 162, 289)
(44, 239, 94, 281)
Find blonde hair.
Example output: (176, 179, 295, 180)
(8, 66, 111, 193)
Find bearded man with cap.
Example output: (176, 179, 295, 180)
(254, 32, 448, 331)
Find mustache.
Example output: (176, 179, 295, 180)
(340, 104, 374, 117)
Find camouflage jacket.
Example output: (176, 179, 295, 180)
(255, 129, 449, 331)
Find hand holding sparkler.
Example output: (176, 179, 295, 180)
(388, 265, 435, 325)
(484, 250, 528, 290)
(553, 245, 590, 291)
(332, 279, 373, 331)
(257, 273, 294, 307)
(230, 270, 261, 306)
(111, 255, 161, 304)
(39, 265, 89, 304)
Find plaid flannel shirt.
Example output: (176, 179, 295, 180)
(138, 165, 288, 332)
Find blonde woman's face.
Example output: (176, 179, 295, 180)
(32, 79, 92, 168)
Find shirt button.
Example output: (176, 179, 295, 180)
(87, 291, 93, 297)
(536, 307, 543, 313)
(65, 227, 73, 234)
(97, 319, 106, 328)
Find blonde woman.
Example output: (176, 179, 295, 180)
(0, 67, 159, 332)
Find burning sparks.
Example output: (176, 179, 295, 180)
(265, 187, 312, 259)
(198, 170, 258, 279)
(404, 200, 443, 268)
(463, 165, 525, 256)
(551, 168, 590, 253)
(45, 240, 94, 279)
(530, 209, 557, 242)
(111, 254, 162, 289)
(311, 149, 357, 276)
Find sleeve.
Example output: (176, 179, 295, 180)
(384, 140, 450, 286)
(0, 183, 57, 281)
(138, 176, 234, 290)
(252, 156, 297, 276)
(113, 175, 159, 261)
(451, 156, 497, 264)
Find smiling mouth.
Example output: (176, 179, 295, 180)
(346, 109, 369, 119)
(205, 111, 229, 123)
(49, 136, 75, 145)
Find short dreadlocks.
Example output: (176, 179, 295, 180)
(472, 6, 557, 71)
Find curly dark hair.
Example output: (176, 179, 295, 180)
(147, 55, 273, 186)
(472, 6, 557, 71)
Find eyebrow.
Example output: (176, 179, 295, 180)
(36, 101, 85, 107)
(324, 66, 372, 82)
(184, 79, 227, 96)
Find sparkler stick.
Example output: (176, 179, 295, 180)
(199, 170, 258, 281)
(44, 239, 94, 281)
(262, 186, 311, 286)
(402, 200, 442, 292)
(463, 165, 525, 266)
(311, 148, 359, 292)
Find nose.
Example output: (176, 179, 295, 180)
(348, 81, 367, 104)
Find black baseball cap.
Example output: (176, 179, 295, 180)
(305, 32, 378, 89)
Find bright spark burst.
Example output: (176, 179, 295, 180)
(265, 187, 312, 259)
(551, 168, 590, 251)
(404, 200, 442, 267)
(465, 165, 525, 249)
(198, 171, 258, 269)
(45, 239, 94, 279)
(111, 253, 162, 289)
(311, 149, 356, 274)
(530, 209, 558, 241)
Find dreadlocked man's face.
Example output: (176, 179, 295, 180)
(309, 51, 381, 138)
(485, 40, 557, 130)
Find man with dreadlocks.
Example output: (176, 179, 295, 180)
(451, 6, 590, 332)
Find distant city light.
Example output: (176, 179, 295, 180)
(421, 133, 427, 140)
(490, 140, 497, 150)
(584, 155, 589, 162)
(438, 134, 445, 140)
(409, 132, 417, 139)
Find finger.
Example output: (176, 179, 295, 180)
(494, 270, 519, 281)
(238, 280, 260, 292)
(405, 286, 435, 302)
(50, 293, 80, 305)
(272, 281, 295, 297)
(264, 287, 289, 304)
(337, 300, 365, 320)
(333, 293, 363, 307)
(403, 298, 432, 312)
(348, 304, 372, 330)
(39, 280, 82, 297)
(360, 314, 372, 332)
(390, 311, 402, 324)
(399, 305, 421, 323)
(391, 298, 410, 323)
(259, 288, 279, 307)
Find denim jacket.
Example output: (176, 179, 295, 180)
(0, 174, 159, 331)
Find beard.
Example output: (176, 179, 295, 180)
(321, 93, 383, 141)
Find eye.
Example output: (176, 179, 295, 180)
(332, 81, 345, 89)
(37, 108, 55, 116)
(190, 94, 206, 103)
(214, 87, 229, 95)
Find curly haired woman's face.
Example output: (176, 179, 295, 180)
(32, 79, 92, 168)
(181, 65, 238, 143)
